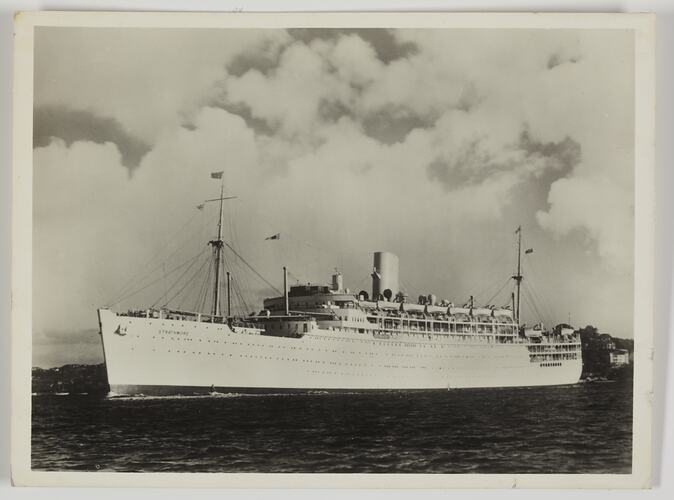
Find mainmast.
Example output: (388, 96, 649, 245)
(283, 266, 289, 316)
(512, 225, 523, 324)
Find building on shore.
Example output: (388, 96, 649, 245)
(609, 349, 630, 367)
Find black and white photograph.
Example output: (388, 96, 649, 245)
(10, 11, 655, 488)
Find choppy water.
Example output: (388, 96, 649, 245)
(32, 382, 632, 473)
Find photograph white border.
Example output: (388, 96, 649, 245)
(10, 10, 655, 489)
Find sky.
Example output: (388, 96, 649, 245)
(32, 27, 635, 368)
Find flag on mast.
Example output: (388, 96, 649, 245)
(265, 233, 281, 240)
(525, 248, 533, 254)
(211, 171, 224, 179)
(196, 203, 205, 210)
(515, 225, 521, 234)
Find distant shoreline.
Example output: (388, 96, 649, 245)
(32, 364, 109, 396)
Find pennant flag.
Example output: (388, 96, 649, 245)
(196, 203, 204, 211)
(525, 248, 533, 254)
(211, 171, 223, 179)
(265, 233, 281, 240)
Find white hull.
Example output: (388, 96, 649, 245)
(98, 309, 582, 394)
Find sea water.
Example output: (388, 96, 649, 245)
(31, 381, 632, 473)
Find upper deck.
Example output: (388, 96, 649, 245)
(261, 278, 578, 346)
(263, 284, 516, 324)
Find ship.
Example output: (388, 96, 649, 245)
(97, 175, 582, 395)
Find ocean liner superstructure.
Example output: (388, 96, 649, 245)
(97, 176, 582, 395)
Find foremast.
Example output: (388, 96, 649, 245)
(206, 172, 236, 317)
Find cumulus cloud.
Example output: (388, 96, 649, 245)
(536, 176, 633, 270)
(427, 128, 579, 189)
(288, 28, 418, 64)
(32, 27, 636, 366)
(215, 29, 587, 207)
(226, 32, 290, 77)
(223, 40, 354, 137)
(34, 105, 151, 169)
(34, 27, 291, 142)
